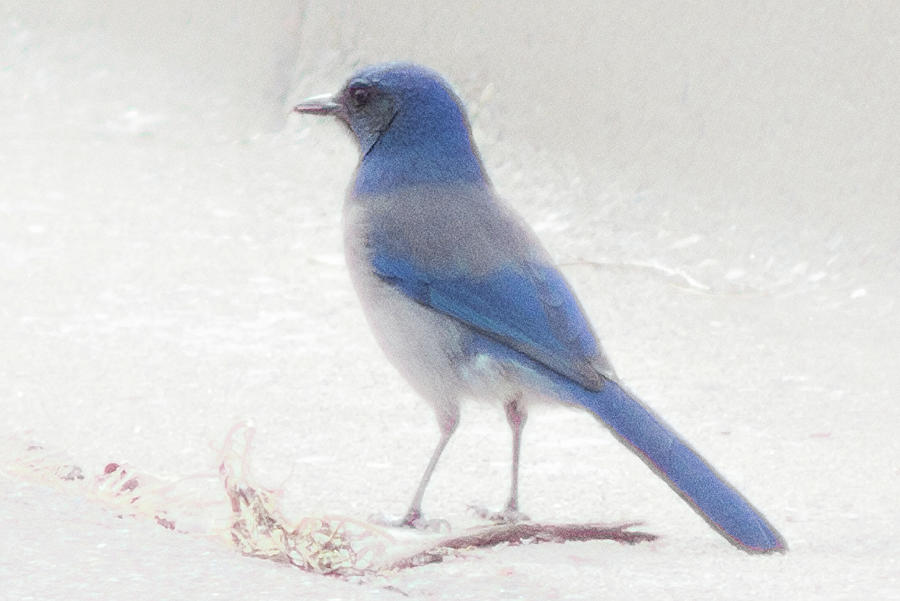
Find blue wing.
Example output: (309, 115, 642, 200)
(371, 247, 611, 390)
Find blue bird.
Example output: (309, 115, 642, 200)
(294, 62, 786, 553)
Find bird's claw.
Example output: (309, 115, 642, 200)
(368, 511, 451, 533)
(468, 504, 531, 524)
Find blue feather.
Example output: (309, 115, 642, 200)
(372, 248, 607, 390)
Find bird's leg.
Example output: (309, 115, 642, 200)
(401, 420, 457, 526)
(504, 395, 527, 516)
(372, 405, 458, 531)
(471, 395, 531, 523)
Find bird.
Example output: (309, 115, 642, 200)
(293, 62, 786, 554)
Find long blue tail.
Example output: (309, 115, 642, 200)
(572, 378, 786, 553)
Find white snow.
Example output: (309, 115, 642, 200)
(2, 3, 898, 599)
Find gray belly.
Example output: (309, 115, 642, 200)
(342, 204, 474, 410)
(341, 200, 537, 418)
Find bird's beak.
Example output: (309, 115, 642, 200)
(293, 93, 341, 116)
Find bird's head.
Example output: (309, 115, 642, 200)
(294, 62, 487, 191)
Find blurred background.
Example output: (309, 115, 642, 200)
(1, 2, 898, 598)
(6, 1, 897, 289)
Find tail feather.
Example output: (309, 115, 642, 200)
(573, 378, 786, 553)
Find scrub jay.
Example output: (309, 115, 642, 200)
(294, 62, 785, 553)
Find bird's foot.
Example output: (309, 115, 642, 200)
(368, 510, 451, 533)
(468, 504, 531, 524)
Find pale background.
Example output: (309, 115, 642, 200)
(2, 2, 898, 599)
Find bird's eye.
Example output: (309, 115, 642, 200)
(348, 83, 372, 108)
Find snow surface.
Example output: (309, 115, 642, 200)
(2, 2, 898, 599)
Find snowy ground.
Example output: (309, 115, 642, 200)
(2, 3, 898, 599)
